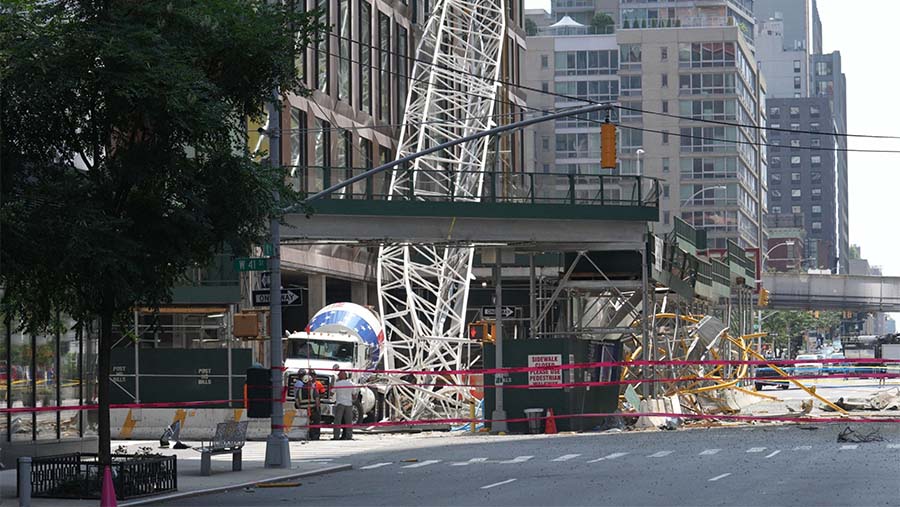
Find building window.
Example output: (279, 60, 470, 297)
(662, 100, 668, 113)
(662, 157, 670, 172)
(663, 211, 670, 224)
(812, 188, 822, 199)
(541, 81, 549, 92)
(790, 106, 800, 117)
(289, 108, 307, 190)
(663, 184, 670, 199)
(338, 0, 351, 102)
(541, 137, 549, 150)
(811, 138, 821, 147)
(396, 24, 408, 121)
(542, 164, 550, 173)
(620, 44, 641, 67)
(791, 172, 801, 182)
(770, 106, 780, 117)
(810, 105, 820, 117)
(790, 139, 800, 148)
(811, 171, 822, 183)
(313, 117, 331, 190)
(772, 206, 781, 214)
(793, 60, 801, 73)
(790, 123, 800, 131)
(811, 155, 821, 166)
(661, 73, 668, 88)
(771, 172, 781, 183)
(541, 54, 548, 68)
(810, 122, 820, 131)
(621, 75, 642, 96)
(792, 205, 801, 214)
(812, 205, 822, 215)
(679, 99, 738, 120)
(812, 221, 822, 230)
(791, 189, 801, 199)
(315, 0, 330, 93)
(556, 49, 620, 76)
(661, 130, 669, 144)
(678, 42, 736, 68)
(794, 76, 802, 90)
(378, 12, 391, 122)
(772, 189, 782, 199)
(771, 157, 781, 168)
(678, 72, 736, 95)
(790, 156, 801, 166)
(359, 1, 372, 113)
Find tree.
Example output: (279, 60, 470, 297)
(1, 0, 320, 466)
(525, 18, 539, 36)
(761, 310, 842, 356)
(590, 13, 615, 34)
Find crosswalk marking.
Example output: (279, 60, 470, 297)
(360, 462, 392, 470)
(765, 450, 781, 458)
(699, 449, 721, 456)
(551, 454, 581, 462)
(499, 455, 533, 464)
(792, 445, 812, 451)
(647, 451, 672, 458)
(746, 447, 766, 453)
(451, 458, 488, 466)
(402, 459, 441, 469)
(709, 473, 731, 482)
(481, 479, 517, 490)
(840, 444, 858, 450)
(587, 452, 628, 463)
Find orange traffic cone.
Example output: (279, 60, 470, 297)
(544, 408, 558, 434)
(100, 465, 117, 507)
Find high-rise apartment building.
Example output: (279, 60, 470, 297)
(275, 0, 527, 329)
(753, 0, 848, 272)
(524, 0, 768, 250)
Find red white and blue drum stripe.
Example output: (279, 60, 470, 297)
(306, 302, 384, 367)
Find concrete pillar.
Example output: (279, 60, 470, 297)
(351, 282, 368, 306)
(308, 275, 327, 317)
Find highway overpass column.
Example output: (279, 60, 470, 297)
(308, 275, 327, 317)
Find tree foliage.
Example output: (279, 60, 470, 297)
(1, 0, 321, 464)
(591, 13, 615, 34)
(761, 310, 842, 353)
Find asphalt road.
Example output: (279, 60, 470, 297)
(157, 423, 900, 507)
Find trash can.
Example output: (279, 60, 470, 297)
(524, 408, 544, 434)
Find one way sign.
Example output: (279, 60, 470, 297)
(252, 289, 303, 307)
(482, 306, 517, 318)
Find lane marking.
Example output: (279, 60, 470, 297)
(587, 452, 628, 463)
(499, 456, 533, 464)
(792, 445, 812, 451)
(699, 449, 721, 456)
(552, 454, 581, 462)
(402, 460, 441, 468)
(451, 458, 488, 466)
(709, 473, 732, 482)
(647, 451, 673, 458)
(746, 447, 766, 453)
(840, 444, 858, 450)
(765, 450, 781, 458)
(360, 462, 392, 470)
(481, 478, 517, 490)
(888, 444, 900, 449)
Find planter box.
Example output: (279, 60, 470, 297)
(20, 452, 177, 500)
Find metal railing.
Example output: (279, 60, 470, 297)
(22, 453, 177, 500)
(292, 167, 660, 208)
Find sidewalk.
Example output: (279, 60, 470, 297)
(0, 440, 353, 506)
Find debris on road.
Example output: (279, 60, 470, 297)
(837, 426, 885, 443)
(824, 388, 900, 412)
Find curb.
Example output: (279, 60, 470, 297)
(121, 463, 353, 506)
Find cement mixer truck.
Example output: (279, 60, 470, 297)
(284, 302, 383, 424)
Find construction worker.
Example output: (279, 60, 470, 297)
(295, 369, 325, 440)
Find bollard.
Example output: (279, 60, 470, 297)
(469, 401, 476, 434)
(18, 456, 32, 507)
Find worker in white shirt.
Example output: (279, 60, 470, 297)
(332, 370, 359, 440)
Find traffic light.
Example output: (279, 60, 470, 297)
(758, 288, 769, 308)
(468, 321, 494, 343)
(601, 121, 617, 169)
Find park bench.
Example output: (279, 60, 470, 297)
(195, 421, 248, 476)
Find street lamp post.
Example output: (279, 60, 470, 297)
(680, 185, 726, 207)
(757, 240, 796, 356)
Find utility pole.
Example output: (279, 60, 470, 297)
(492, 251, 508, 433)
(264, 95, 291, 469)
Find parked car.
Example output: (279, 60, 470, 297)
(793, 354, 824, 377)
(754, 366, 790, 391)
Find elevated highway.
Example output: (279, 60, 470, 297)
(762, 272, 900, 312)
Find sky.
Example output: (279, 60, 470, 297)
(523, 0, 900, 276)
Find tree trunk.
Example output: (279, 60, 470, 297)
(98, 305, 112, 466)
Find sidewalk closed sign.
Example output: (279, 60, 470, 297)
(528, 354, 562, 388)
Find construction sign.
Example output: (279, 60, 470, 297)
(528, 354, 562, 388)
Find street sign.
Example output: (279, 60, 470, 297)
(234, 257, 268, 272)
(262, 243, 275, 257)
(482, 306, 517, 318)
(259, 271, 271, 290)
(251, 289, 302, 307)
